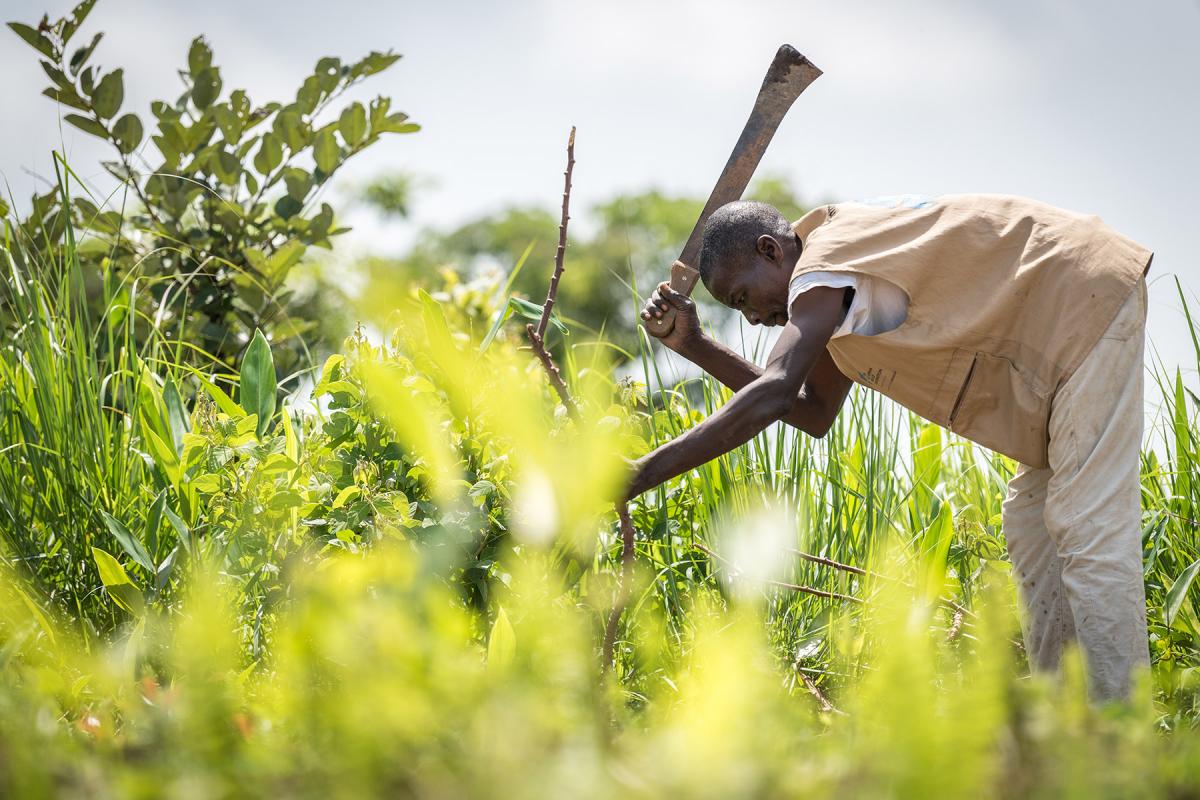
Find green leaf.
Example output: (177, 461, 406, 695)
(100, 512, 154, 572)
(144, 490, 167, 556)
(350, 50, 402, 79)
(507, 296, 568, 335)
(41, 86, 90, 112)
(7, 22, 55, 59)
(163, 506, 193, 555)
(295, 75, 322, 115)
(275, 195, 302, 220)
(91, 68, 124, 119)
(68, 32, 102, 75)
(313, 127, 340, 173)
(188, 369, 244, 418)
(487, 606, 516, 669)
(282, 167, 312, 200)
(920, 501, 955, 600)
(314, 56, 342, 92)
(187, 36, 212, 76)
(265, 240, 305, 285)
(273, 109, 309, 150)
(377, 112, 419, 135)
(191, 66, 222, 110)
(62, 0, 98, 42)
(338, 102, 367, 146)
(112, 113, 144, 154)
(240, 329, 277, 438)
(91, 547, 144, 616)
(41, 61, 71, 89)
(213, 148, 241, 185)
(64, 113, 108, 139)
(469, 480, 497, 500)
(1166, 558, 1200, 630)
(144, 427, 182, 486)
(155, 547, 181, 591)
(163, 378, 189, 453)
(253, 132, 283, 175)
(332, 485, 361, 509)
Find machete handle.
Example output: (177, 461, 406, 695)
(645, 260, 701, 336)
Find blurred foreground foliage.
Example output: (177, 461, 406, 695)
(6, 185, 1200, 798)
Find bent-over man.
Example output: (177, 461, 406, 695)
(625, 194, 1153, 701)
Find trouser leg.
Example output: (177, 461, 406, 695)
(1003, 463, 1076, 672)
(1041, 280, 1149, 701)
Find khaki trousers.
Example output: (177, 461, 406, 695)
(1001, 278, 1149, 701)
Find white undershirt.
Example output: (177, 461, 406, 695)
(787, 271, 909, 338)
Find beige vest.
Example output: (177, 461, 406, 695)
(791, 194, 1152, 467)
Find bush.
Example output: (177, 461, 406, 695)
(7, 0, 419, 374)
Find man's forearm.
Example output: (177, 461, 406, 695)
(628, 376, 791, 498)
(677, 335, 823, 434)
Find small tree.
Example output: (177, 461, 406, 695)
(8, 0, 419, 373)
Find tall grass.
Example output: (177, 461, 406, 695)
(0, 168, 189, 633)
(5, 183, 1200, 794)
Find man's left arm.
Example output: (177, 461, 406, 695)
(624, 285, 847, 500)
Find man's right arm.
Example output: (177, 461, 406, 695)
(640, 282, 852, 438)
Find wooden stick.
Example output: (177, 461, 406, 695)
(945, 607, 965, 642)
(526, 324, 579, 420)
(785, 547, 871, 577)
(692, 542, 862, 604)
(535, 126, 575, 340)
(602, 503, 637, 675)
(795, 668, 846, 716)
(525, 127, 580, 420)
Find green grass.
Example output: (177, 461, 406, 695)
(5, 188, 1200, 796)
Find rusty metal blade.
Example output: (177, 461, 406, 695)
(678, 44, 822, 270)
(646, 45, 821, 336)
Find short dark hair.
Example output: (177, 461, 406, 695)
(697, 201, 792, 286)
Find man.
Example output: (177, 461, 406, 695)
(626, 194, 1153, 701)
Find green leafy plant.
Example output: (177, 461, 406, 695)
(8, 0, 418, 374)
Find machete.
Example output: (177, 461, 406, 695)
(646, 44, 822, 336)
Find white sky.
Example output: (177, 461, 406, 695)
(3, 0, 1198, 408)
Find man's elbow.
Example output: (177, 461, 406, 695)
(793, 399, 838, 439)
(759, 378, 800, 423)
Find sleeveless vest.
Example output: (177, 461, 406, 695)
(791, 194, 1152, 467)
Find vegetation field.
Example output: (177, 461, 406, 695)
(4, 3, 1200, 798)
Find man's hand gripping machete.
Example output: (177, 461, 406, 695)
(645, 44, 821, 336)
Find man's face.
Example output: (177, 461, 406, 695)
(708, 252, 792, 327)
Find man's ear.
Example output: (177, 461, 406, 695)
(755, 234, 783, 265)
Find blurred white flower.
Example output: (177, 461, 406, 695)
(716, 497, 796, 600)
(510, 467, 558, 546)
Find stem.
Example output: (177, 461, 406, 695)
(524, 127, 580, 421)
(693, 542, 862, 604)
(526, 324, 579, 420)
(535, 126, 575, 340)
(602, 503, 636, 675)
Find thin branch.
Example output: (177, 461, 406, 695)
(693, 542, 863, 604)
(526, 324, 579, 420)
(945, 607, 965, 642)
(535, 126, 575, 340)
(525, 127, 580, 420)
(785, 547, 872, 578)
(602, 503, 637, 675)
(794, 666, 847, 716)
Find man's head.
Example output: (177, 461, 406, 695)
(697, 201, 800, 327)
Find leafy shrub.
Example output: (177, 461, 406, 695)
(7, 0, 419, 373)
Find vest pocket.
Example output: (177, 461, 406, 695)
(947, 350, 1051, 467)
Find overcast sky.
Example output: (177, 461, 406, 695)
(3, 0, 1198, 407)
